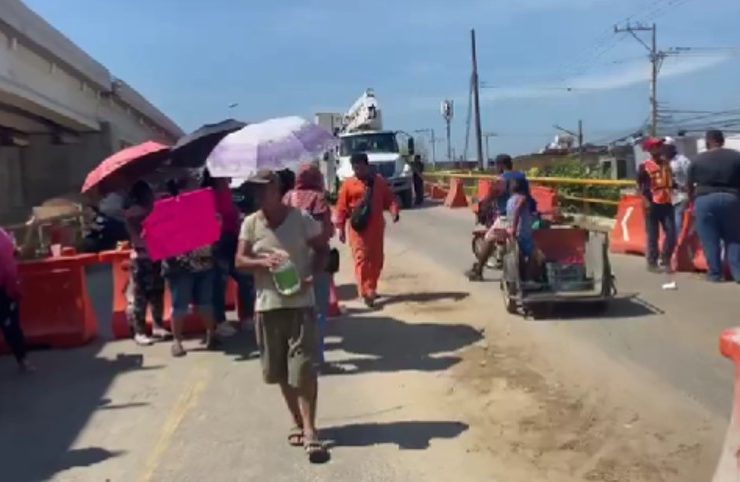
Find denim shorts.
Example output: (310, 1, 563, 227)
(167, 269, 215, 319)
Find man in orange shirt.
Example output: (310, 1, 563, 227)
(335, 152, 400, 307)
(637, 137, 677, 272)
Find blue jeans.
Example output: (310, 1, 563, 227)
(694, 192, 740, 281)
(313, 272, 330, 364)
(213, 233, 256, 323)
(645, 203, 676, 266)
(167, 269, 215, 319)
(213, 266, 255, 323)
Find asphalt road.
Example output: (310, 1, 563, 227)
(390, 204, 738, 419)
(0, 203, 735, 482)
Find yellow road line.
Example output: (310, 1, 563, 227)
(138, 364, 210, 482)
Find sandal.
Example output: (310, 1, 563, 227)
(304, 437, 330, 464)
(171, 343, 186, 358)
(288, 426, 304, 447)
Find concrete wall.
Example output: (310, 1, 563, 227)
(0, 1, 186, 223)
(0, 126, 113, 223)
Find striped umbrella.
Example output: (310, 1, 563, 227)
(205, 116, 337, 180)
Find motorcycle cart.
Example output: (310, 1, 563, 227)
(500, 227, 616, 316)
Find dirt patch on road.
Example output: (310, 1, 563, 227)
(368, 244, 717, 482)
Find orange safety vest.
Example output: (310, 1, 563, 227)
(643, 159, 673, 204)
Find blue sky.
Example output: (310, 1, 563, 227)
(25, 0, 740, 156)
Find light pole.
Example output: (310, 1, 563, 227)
(482, 132, 497, 169)
(414, 128, 437, 168)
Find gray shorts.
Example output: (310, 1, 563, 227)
(255, 308, 318, 388)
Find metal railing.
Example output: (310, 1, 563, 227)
(424, 171, 635, 216)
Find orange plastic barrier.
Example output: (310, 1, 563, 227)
(672, 207, 696, 272)
(533, 228, 588, 264)
(98, 249, 208, 340)
(674, 207, 735, 277)
(477, 179, 494, 202)
(610, 195, 648, 255)
(444, 178, 469, 208)
(530, 185, 561, 222)
(328, 276, 341, 318)
(2, 254, 100, 351)
(225, 278, 237, 310)
(429, 183, 448, 200)
(713, 327, 740, 481)
(470, 179, 497, 214)
(98, 249, 135, 339)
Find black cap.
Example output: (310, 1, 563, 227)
(494, 154, 512, 164)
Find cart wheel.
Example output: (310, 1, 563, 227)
(500, 280, 518, 314)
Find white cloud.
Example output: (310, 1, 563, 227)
(407, 54, 731, 110)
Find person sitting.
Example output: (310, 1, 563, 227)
(507, 178, 541, 282)
(466, 154, 536, 281)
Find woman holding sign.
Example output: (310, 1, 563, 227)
(162, 179, 218, 357)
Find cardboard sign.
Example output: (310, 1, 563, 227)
(142, 188, 221, 261)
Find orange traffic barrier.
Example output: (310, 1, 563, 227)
(672, 207, 696, 272)
(530, 185, 561, 222)
(674, 207, 735, 278)
(98, 249, 136, 339)
(7, 254, 99, 351)
(610, 195, 648, 255)
(328, 276, 341, 318)
(713, 327, 740, 481)
(225, 278, 237, 310)
(99, 249, 209, 339)
(429, 183, 448, 200)
(444, 178, 469, 208)
(477, 179, 495, 201)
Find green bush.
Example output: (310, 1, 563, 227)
(532, 160, 620, 217)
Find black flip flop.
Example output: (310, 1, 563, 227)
(304, 439, 330, 464)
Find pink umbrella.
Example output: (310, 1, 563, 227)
(81, 141, 170, 194)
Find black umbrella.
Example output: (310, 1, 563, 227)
(170, 118, 246, 168)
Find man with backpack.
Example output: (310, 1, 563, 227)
(335, 152, 400, 308)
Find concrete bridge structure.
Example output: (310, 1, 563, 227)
(0, 0, 183, 222)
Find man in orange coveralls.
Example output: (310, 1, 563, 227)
(335, 152, 400, 307)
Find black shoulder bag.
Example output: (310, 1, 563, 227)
(349, 177, 375, 232)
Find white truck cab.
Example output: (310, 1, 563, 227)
(330, 89, 415, 208)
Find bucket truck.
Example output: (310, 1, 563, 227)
(328, 89, 416, 208)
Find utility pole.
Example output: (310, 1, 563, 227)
(471, 29, 484, 170)
(553, 121, 584, 162)
(614, 22, 660, 136)
(441, 100, 454, 163)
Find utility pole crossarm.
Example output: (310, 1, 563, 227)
(615, 22, 659, 137)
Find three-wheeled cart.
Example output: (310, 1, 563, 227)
(500, 227, 617, 316)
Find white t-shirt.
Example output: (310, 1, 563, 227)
(670, 154, 691, 204)
(239, 208, 321, 312)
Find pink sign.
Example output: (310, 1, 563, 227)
(143, 188, 221, 261)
